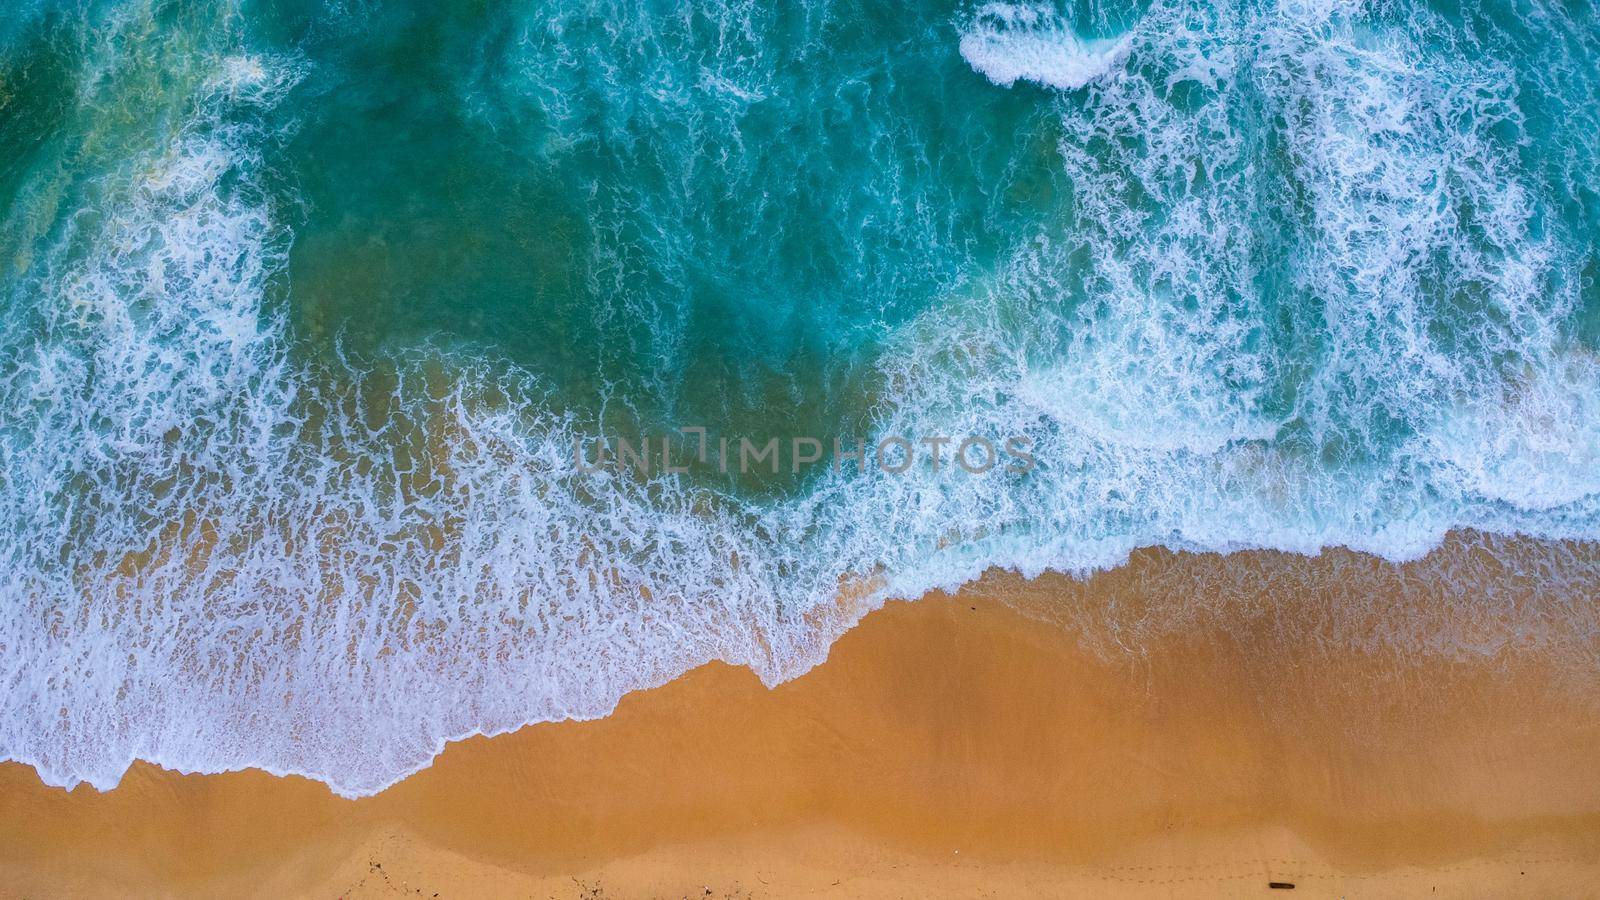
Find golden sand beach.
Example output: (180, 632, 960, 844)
(3, 538, 1599, 898)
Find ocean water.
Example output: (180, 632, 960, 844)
(1, 0, 1597, 796)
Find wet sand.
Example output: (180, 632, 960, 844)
(3, 538, 1600, 897)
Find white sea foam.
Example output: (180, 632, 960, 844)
(958, 3, 1132, 91)
(0, 39, 862, 797)
(1, 0, 1599, 798)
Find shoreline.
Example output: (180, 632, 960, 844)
(4, 539, 1600, 897)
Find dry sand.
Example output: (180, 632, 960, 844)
(3, 538, 1600, 897)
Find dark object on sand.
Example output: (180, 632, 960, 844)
(1268, 883, 1295, 890)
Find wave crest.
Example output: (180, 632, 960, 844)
(958, 2, 1133, 91)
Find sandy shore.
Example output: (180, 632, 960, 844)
(3, 538, 1600, 897)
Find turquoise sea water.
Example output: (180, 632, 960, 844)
(2, 0, 1599, 795)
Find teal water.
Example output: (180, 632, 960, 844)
(2, 0, 1599, 795)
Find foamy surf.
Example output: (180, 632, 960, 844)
(958, 3, 1133, 91)
(0, 0, 1598, 799)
